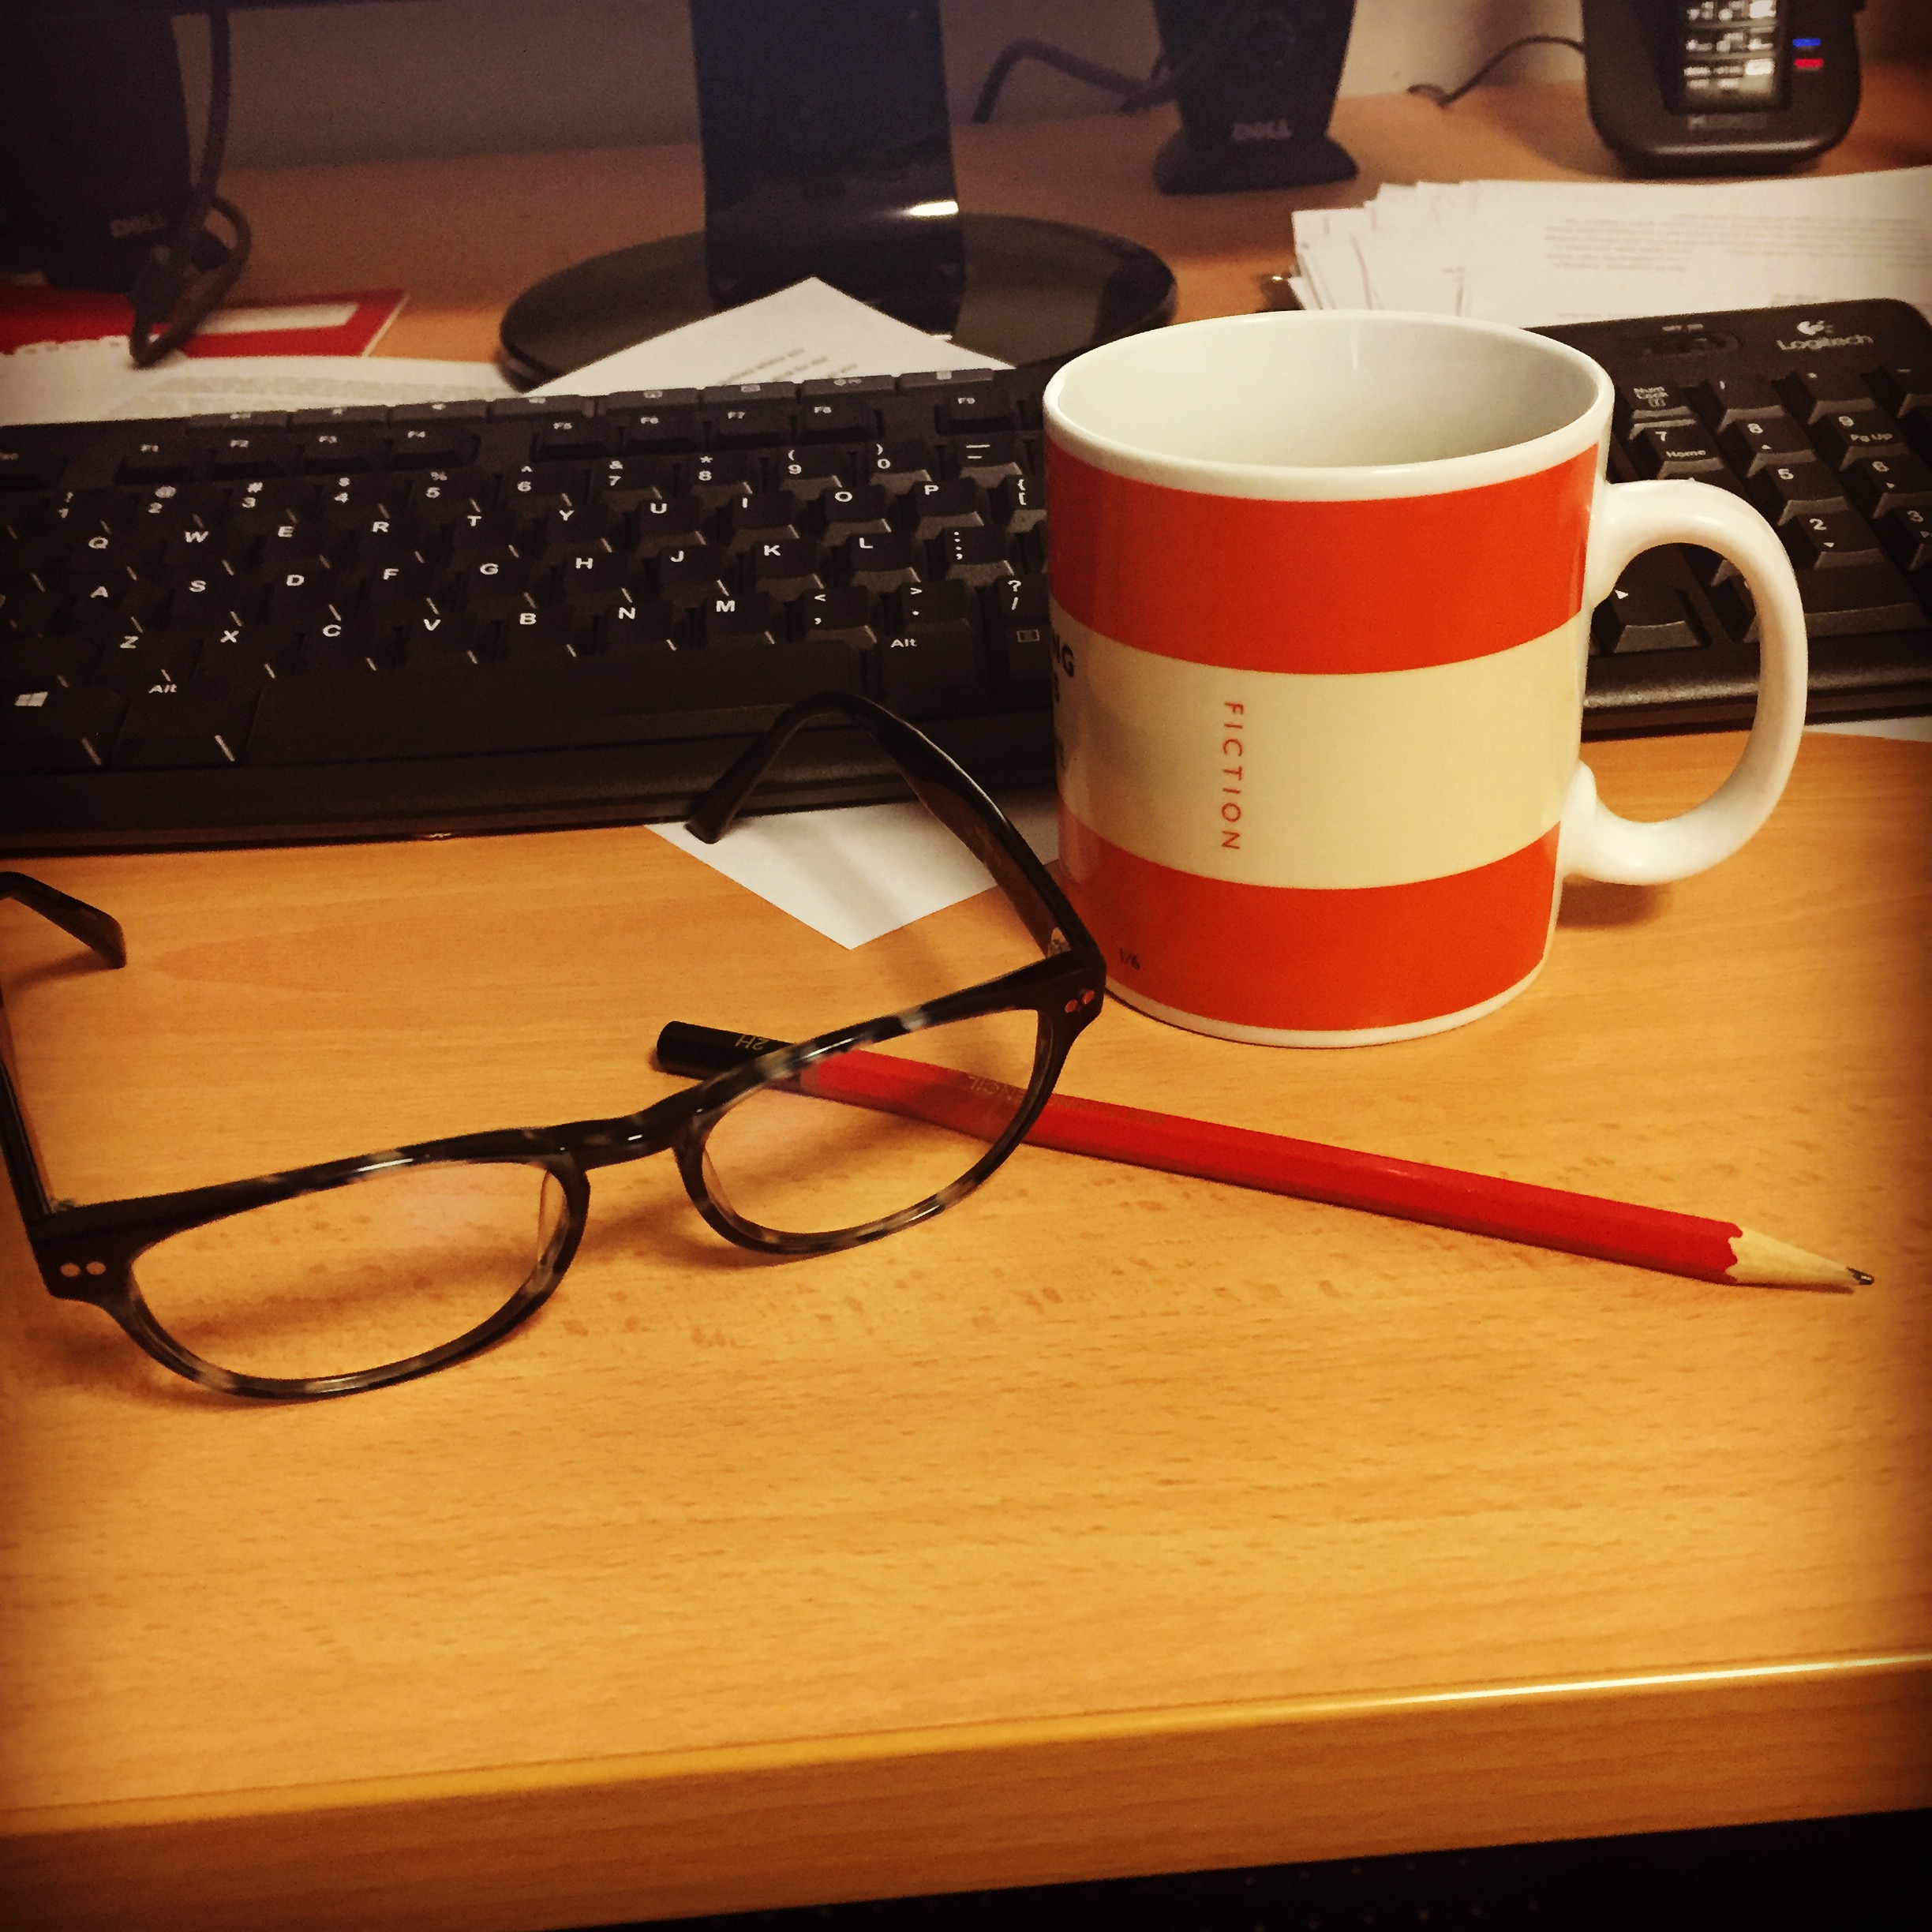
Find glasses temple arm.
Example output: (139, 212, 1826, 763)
(0, 876, 128, 1223)
(655, 1021, 1020, 1143)
(683, 693, 1091, 959)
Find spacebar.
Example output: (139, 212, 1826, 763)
(247, 644, 862, 766)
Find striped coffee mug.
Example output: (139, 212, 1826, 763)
(1043, 312, 1807, 1046)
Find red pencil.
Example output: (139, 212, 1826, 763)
(658, 1024, 1869, 1293)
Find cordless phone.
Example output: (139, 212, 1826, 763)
(1581, 0, 1862, 174)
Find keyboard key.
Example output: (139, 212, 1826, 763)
(795, 399, 876, 444)
(1717, 412, 1814, 475)
(859, 441, 941, 494)
(1749, 462, 1849, 523)
(116, 439, 204, 485)
(1782, 511, 1882, 571)
(92, 635, 201, 698)
(1689, 373, 1784, 430)
(803, 586, 882, 650)
(2, 677, 123, 769)
(844, 532, 923, 593)
(1814, 410, 1908, 470)
(1844, 451, 1932, 520)
(692, 590, 786, 648)
(744, 539, 826, 601)
(934, 385, 1020, 435)
(1630, 424, 1727, 479)
(1715, 560, 1928, 641)
(935, 525, 1021, 588)
(1613, 381, 1695, 440)
(817, 485, 894, 541)
(709, 402, 792, 448)
(391, 424, 479, 469)
(112, 677, 256, 768)
(1879, 506, 1932, 575)
(1592, 570, 1702, 654)
(1778, 367, 1878, 422)
(1868, 365, 1932, 418)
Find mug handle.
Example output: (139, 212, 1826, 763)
(1558, 479, 1808, 886)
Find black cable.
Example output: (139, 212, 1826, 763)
(128, 9, 253, 366)
(972, 1, 1264, 124)
(1407, 33, 1586, 109)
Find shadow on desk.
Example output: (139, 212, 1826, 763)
(575, 1810, 1926, 1932)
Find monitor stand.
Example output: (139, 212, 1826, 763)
(498, 0, 1175, 385)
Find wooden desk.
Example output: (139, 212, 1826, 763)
(3, 73, 1930, 1932)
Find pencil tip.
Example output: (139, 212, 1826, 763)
(1849, 1267, 1874, 1286)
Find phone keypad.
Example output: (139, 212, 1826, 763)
(1675, 0, 1784, 112)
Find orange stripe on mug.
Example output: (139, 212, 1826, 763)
(1045, 442, 1598, 674)
(1060, 807, 1563, 1034)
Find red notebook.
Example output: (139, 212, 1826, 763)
(0, 286, 406, 358)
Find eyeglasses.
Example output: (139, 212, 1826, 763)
(1, 694, 1106, 1402)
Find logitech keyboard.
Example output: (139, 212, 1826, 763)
(3, 298, 1929, 852)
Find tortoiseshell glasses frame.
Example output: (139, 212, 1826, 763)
(0, 694, 1106, 1402)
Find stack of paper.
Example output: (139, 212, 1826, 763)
(1289, 165, 1932, 327)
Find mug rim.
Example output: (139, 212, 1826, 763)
(1043, 309, 1615, 501)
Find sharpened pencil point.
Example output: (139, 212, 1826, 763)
(1726, 1227, 1867, 1292)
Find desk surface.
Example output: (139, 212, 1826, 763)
(3, 72, 1930, 1932)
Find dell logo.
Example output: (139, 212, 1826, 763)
(1231, 118, 1296, 143)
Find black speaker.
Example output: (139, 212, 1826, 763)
(1150, 0, 1357, 195)
(0, 11, 196, 290)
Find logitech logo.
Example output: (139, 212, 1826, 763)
(1774, 319, 1875, 352)
(1795, 318, 1833, 336)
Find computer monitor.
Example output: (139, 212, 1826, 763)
(2, 0, 1178, 380)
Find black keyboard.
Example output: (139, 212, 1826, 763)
(3, 299, 1929, 852)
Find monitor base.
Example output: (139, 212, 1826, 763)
(498, 213, 1178, 386)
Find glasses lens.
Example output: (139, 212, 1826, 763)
(699, 1007, 1043, 1238)
(133, 1160, 563, 1383)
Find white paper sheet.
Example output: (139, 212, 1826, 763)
(530, 278, 1009, 396)
(0, 343, 514, 425)
(652, 792, 1060, 949)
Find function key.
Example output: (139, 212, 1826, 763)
(391, 421, 478, 468)
(298, 429, 387, 474)
(490, 395, 585, 420)
(1690, 373, 1784, 430)
(189, 410, 289, 430)
(290, 405, 389, 427)
(1629, 422, 1726, 479)
(601, 388, 700, 411)
(709, 401, 794, 448)
(701, 382, 798, 406)
(616, 406, 702, 455)
(1613, 380, 1695, 440)
(208, 433, 299, 479)
(115, 439, 204, 485)
(1777, 366, 1877, 423)
(801, 375, 895, 399)
(390, 399, 492, 423)
(934, 385, 1020, 435)
(897, 369, 1005, 391)
(529, 418, 614, 462)
(796, 398, 877, 444)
